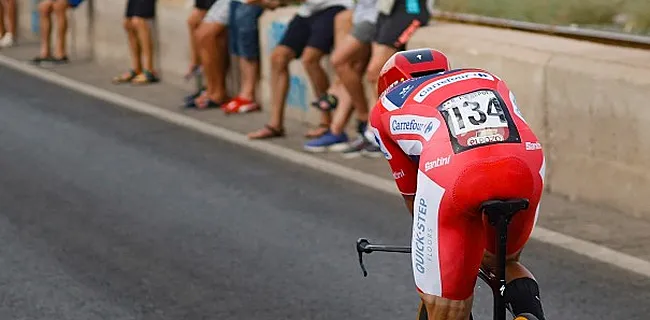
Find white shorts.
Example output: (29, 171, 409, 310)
(203, 0, 231, 25)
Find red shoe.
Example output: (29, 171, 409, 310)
(223, 97, 261, 114)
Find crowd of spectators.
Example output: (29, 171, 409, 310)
(25, 0, 433, 159)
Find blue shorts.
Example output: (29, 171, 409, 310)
(228, 1, 263, 59)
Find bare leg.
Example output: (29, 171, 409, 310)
(366, 43, 398, 102)
(332, 34, 371, 123)
(52, 0, 68, 58)
(301, 47, 331, 130)
(37, 1, 54, 58)
(6, 0, 16, 36)
(246, 45, 294, 138)
(195, 22, 228, 103)
(0, 3, 5, 36)
(186, 8, 206, 75)
(132, 17, 156, 73)
(238, 57, 259, 101)
(123, 18, 142, 73)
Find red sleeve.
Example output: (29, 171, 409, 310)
(369, 103, 419, 195)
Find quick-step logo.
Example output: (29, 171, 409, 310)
(389, 115, 440, 141)
(413, 72, 495, 103)
(414, 197, 427, 274)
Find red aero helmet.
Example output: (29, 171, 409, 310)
(377, 48, 451, 95)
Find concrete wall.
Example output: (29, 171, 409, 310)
(12, 0, 650, 219)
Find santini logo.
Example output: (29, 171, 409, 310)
(389, 115, 440, 141)
(414, 72, 495, 103)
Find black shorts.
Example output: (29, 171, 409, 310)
(125, 0, 157, 19)
(195, 0, 217, 11)
(374, 0, 430, 50)
(279, 6, 346, 58)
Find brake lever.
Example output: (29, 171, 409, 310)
(356, 238, 371, 277)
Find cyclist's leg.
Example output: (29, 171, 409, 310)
(480, 160, 546, 320)
(411, 152, 485, 320)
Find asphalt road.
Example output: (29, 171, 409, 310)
(1, 66, 649, 320)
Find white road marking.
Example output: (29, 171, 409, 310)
(2, 54, 649, 278)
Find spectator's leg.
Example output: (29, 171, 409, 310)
(6, 0, 16, 37)
(327, 80, 353, 135)
(234, 3, 263, 103)
(132, 17, 156, 74)
(195, 22, 228, 105)
(192, 0, 230, 106)
(366, 43, 397, 103)
(247, 13, 310, 139)
(331, 29, 372, 133)
(37, 0, 55, 59)
(52, 0, 69, 59)
(124, 18, 142, 73)
(0, 3, 5, 37)
(186, 7, 207, 77)
(0, 0, 17, 47)
(302, 6, 347, 138)
(268, 46, 293, 127)
(129, 0, 159, 84)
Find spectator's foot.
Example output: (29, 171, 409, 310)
(51, 56, 69, 65)
(112, 69, 138, 84)
(303, 131, 349, 153)
(0, 33, 14, 47)
(186, 95, 228, 110)
(311, 93, 338, 111)
(183, 87, 206, 104)
(342, 135, 384, 159)
(30, 56, 52, 65)
(131, 70, 160, 85)
(223, 97, 261, 114)
(248, 125, 285, 140)
(304, 123, 330, 138)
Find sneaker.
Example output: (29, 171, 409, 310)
(341, 136, 367, 159)
(303, 131, 349, 153)
(0, 33, 14, 47)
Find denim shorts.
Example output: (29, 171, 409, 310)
(228, 1, 263, 59)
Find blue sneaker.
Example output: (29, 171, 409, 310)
(303, 131, 349, 153)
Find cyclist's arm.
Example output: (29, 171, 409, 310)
(369, 104, 418, 216)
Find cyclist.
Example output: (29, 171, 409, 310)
(368, 48, 547, 320)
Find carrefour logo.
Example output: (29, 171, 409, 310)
(389, 115, 440, 141)
(413, 72, 495, 103)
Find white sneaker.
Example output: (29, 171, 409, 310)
(0, 33, 14, 47)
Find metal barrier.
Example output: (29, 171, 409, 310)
(432, 10, 650, 50)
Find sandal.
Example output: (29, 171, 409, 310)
(183, 87, 206, 104)
(185, 96, 228, 110)
(131, 70, 160, 85)
(304, 123, 330, 138)
(247, 124, 285, 140)
(311, 93, 338, 112)
(30, 55, 52, 65)
(112, 69, 138, 84)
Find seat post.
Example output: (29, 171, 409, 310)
(484, 207, 511, 320)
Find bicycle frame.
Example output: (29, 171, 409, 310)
(355, 199, 529, 320)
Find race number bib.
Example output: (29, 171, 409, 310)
(438, 90, 521, 153)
